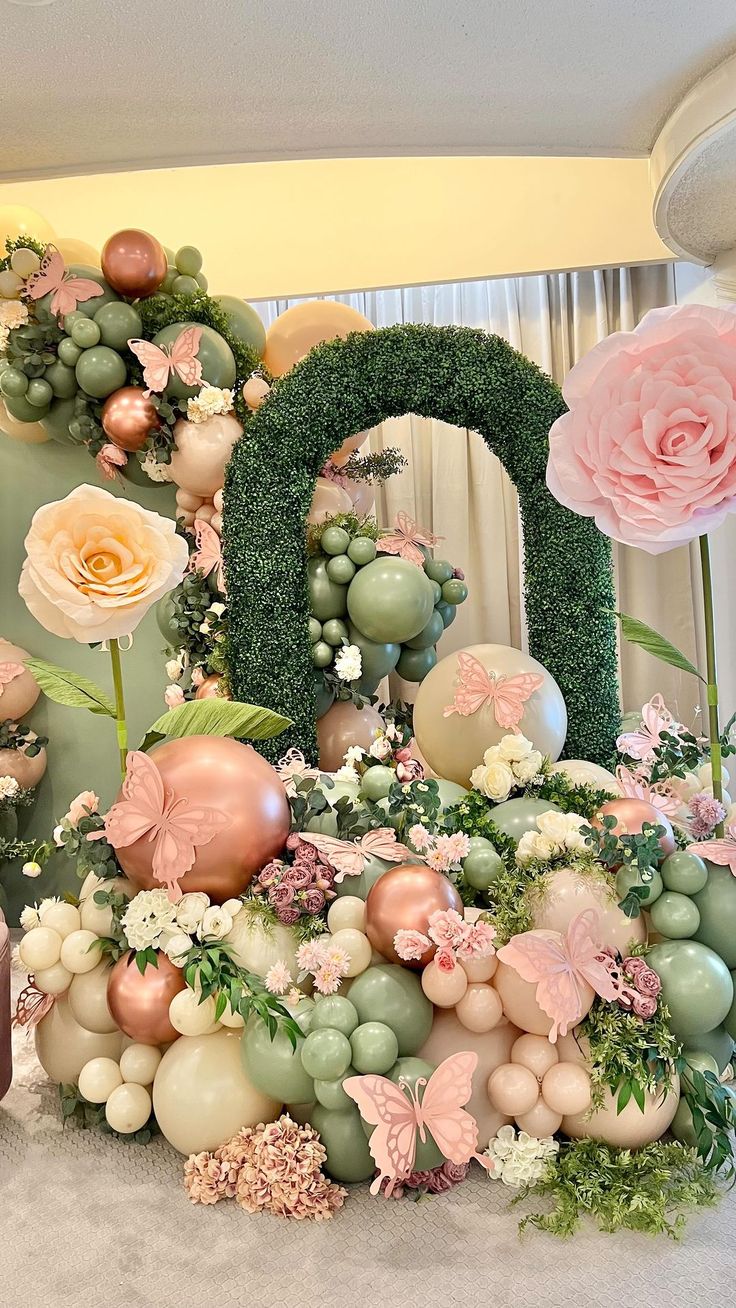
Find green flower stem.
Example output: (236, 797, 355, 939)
(109, 638, 128, 780)
(699, 534, 723, 835)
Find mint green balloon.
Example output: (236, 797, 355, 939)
(314, 1070, 356, 1110)
(57, 337, 82, 367)
(441, 578, 468, 604)
(308, 617, 323, 643)
(175, 245, 203, 276)
(322, 618, 349, 647)
(0, 367, 28, 397)
(310, 1104, 375, 1183)
(436, 779, 469, 813)
(682, 1050, 720, 1082)
(424, 558, 453, 584)
(322, 526, 350, 556)
(347, 558, 435, 643)
(436, 600, 456, 628)
(491, 797, 562, 842)
(241, 1016, 314, 1104)
(42, 398, 77, 444)
(311, 996, 359, 1037)
(650, 891, 700, 940)
(306, 809, 338, 836)
(326, 555, 356, 585)
(93, 301, 142, 351)
(463, 842, 504, 890)
(301, 1027, 352, 1080)
(334, 853, 392, 900)
(347, 621, 400, 685)
(405, 609, 444, 651)
(213, 294, 267, 357)
(307, 556, 348, 621)
(347, 965, 433, 1055)
(70, 317, 101, 348)
(26, 378, 53, 407)
(683, 1025, 734, 1073)
(693, 863, 736, 967)
(350, 1021, 399, 1074)
(163, 266, 178, 293)
(152, 322, 236, 399)
(647, 939, 734, 1039)
(396, 645, 437, 683)
(43, 359, 77, 399)
(615, 864, 663, 906)
(311, 640, 333, 668)
(360, 766, 395, 802)
(661, 850, 708, 895)
(172, 274, 199, 296)
(347, 537, 376, 566)
(196, 272, 208, 292)
(5, 392, 49, 421)
(670, 1097, 698, 1149)
(75, 345, 127, 399)
(156, 591, 181, 644)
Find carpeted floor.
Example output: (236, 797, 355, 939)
(1, 963, 735, 1308)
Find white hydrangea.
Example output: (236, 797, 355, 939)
(0, 775, 20, 800)
(485, 1126, 558, 1187)
(141, 449, 173, 482)
(334, 644, 362, 683)
(121, 889, 177, 952)
(186, 385, 234, 424)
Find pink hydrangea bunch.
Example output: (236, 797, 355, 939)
(253, 835, 336, 925)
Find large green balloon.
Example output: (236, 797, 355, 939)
(347, 558, 435, 643)
(75, 345, 127, 399)
(347, 965, 433, 1055)
(156, 591, 181, 645)
(153, 322, 236, 399)
(213, 294, 267, 357)
(396, 646, 437, 683)
(4, 392, 50, 422)
(241, 1014, 315, 1104)
(121, 455, 170, 490)
(310, 1104, 375, 1183)
(388, 1058, 443, 1171)
(40, 398, 78, 445)
(682, 1025, 734, 1074)
(725, 972, 736, 1041)
(43, 359, 78, 399)
(647, 939, 734, 1039)
(308, 557, 348, 621)
(649, 891, 700, 940)
(670, 1097, 698, 1149)
(692, 863, 736, 967)
(491, 796, 563, 842)
(347, 621, 400, 686)
(94, 300, 143, 351)
(435, 778, 470, 813)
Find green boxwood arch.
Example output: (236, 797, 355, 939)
(223, 324, 619, 765)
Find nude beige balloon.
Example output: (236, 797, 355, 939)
(419, 1007, 519, 1141)
(530, 866, 646, 954)
(0, 638, 40, 721)
(511, 1032, 559, 1080)
(492, 961, 555, 1036)
(562, 1078, 680, 1147)
(421, 958, 469, 1007)
(317, 700, 384, 773)
(307, 476, 353, 525)
(169, 413, 243, 497)
(69, 962, 119, 1034)
(487, 1062, 540, 1116)
(541, 1061, 592, 1115)
(515, 1099, 563, 1136)
(35, 995, 123, 1084)
(0, 741, 46, 788)
(262, 300, 374, 378)
(455, 982, 503, 1033)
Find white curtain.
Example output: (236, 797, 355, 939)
(256, 265, 712, 723)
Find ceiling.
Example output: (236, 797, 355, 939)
(3, 0, 736, 181)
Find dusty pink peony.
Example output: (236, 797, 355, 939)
(64, 789, 99, 827)
(546, 305, 736, 553)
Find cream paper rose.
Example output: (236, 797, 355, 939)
(470, 758, 515, 802)
(19, 484, 189, 644)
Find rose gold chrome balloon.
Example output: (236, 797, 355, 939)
(365, 864, 463, 968)
(107, 951, 185, 1045)
(194, 674, 229, 700)
(101, 229, 167, 299)
(101, 386, 160, 451)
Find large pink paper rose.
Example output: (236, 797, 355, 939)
(546, 305, 736, 552)
(19, 484, 189, 643)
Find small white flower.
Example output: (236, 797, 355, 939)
(53, 824, 65, 847)
(334, 764, 360, 783)
(141, 449, 173, 483)
(164, 684, 185, 709)
(199, 621, 211, 635)
(176, 892, 210, 933)
(165, 658, 182, 681)
(0, 775, 20, 800)
(334, 644, 362, 683)
(344, 745, 365, 766)
(198, 904, 233, 941)
(163, 931, 193, 967)
(497, 734, 534, 764)
(19, 903, 41, 931)
(22, 861, 42, 879)
(208, 602, 226, 618)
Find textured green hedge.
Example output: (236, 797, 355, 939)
(223, 324, 619, 764)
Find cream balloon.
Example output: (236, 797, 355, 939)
(327, 897, 367, 934)
(421, 958, 469, 1007)
(541, 1062, 592, 1115)
(79, 874, 136, 935)
(223, 914, 300, 980)
(39, 903, 81, 940)
(119, 1043, 162, 1086)
(218, 1001, 245, 1029)
(550, 759, 621, 793)
(105, 1082, 152, 1134)
(487, 1063, 540, 1116)
(68, 962, 119, 1035)
(35, 995, 123, 1084)
(345, 478, 375, 517)
(460, 955, 498, 984)
(419, 1008, 520, 1141)
(511, 1032, 559, 1080)
(563, 1078, 679, 1147)
(492, 961, 554, 1036)
(78, 1057, 123, 1104)
(0, 206, 55, 247)
(153, 1029, 280, 1154)
(531, 866, 646, 954)
(34, 961, 73, 996)
(169, 413, 243, 498)
(455, 982, 503, 1033)
(9, 247, 40, 278)
(515, 1100, 563, 1136)
(60, 929, 101, 975)
(168, 988, 219, 1037)
(328, 928, 372, 977)
(307, 477, 353, 526)
(19, 926, 62, 972)
(56, 237, 101, 268)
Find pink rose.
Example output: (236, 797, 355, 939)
(65, 790, 99, 827)
(396, 758, 424, 783)
(282, 866, 314, 890)
(632, 992, 658, 1019)
(634, 966, 662, 998)
(96, 443, 127, 481)
(435, 948, 456, 973)
(546, 305, 736, 553)
(269, 883, 295, 909)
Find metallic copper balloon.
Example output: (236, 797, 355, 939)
(317, 699, 384, 772)
(365, 864, 464, 969)
(101, 385, 160, 451)
(194, 674, 230, 700)
(591, 798, 676, 857)
(107, 951, 185, 1045)
(114, 735, 291, 901)
(101, 228, 167, 299)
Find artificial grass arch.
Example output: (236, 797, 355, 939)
(223, 324, 619, 765)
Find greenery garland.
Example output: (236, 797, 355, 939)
(223, 324, 619, 764)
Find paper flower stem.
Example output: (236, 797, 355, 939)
(699, 535, 724, 836)
(108, 638, 128, 781)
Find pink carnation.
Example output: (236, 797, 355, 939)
(427, 908, 466, 950)
(393, 928, 431, 962)
(435, 948, 456, 973)
(455, 919, 496, 961)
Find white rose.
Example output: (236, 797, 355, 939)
(221, 898, 243, 919)
(513, 751, 543, 783)
(368, 736, 392, 760)
(482, 744, 503, 765)
(471, 760, 514, 802)
(564, 828, 590, 854)
(536, 810, 572, 842)
(199, 905, 233, 941)
(516, 832, 538, 865)
(175, 892, 210, 933)
(163, 931, 193, 966)
(497, 734, 534, 763)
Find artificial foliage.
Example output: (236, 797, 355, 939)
(577, 997, 681, 1112)
(223, 324, 619, 764)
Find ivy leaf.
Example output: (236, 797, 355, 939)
(25, 658, 116, 716)
(143, 698, 292, 744)
(609, 613, 704, 683)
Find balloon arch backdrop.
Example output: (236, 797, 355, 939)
(223, 323, 620, 765)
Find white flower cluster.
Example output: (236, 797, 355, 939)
(0, 775, 20, 800)
(485, 1125, 558, 1187)
(163, 892, 245, 967)
(334, 644, 362, 683)
(516, 809, 589, 866)
(121, 889, 178, 952)
(186, 385, 234, 424)
(0, 298, 29, 352)
(470, 735, 544, 802)
(141, 449, 174, 483)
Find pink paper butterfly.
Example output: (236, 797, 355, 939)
(616, 694, 680, 763)
(615, 765, 681, 821)
(343, 1051, 491, 1196)
(443, 651, 543, 731)
(104, 749, 232, 901)
(496, 909, 618, 1042)
(23, 245, 104, 323)
(127, 326, 203, 397)
(298, 827, 418, 883)
(12, 979, 55, 1031)
(687, 825, 736, 876)
(0, 662, 25, 696)
(377, 511, 443, 569)
(189, 519, 225, 594)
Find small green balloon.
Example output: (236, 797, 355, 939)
(172, 274, 199, 296)
(615, 864, 663, 906)
(70, 317, 101, 348)
(360, 766, 395, 802)
(347, 621, 400, 686)
(405, 609, 444, 651)
(242, 1016, 314, 1103)
(75, 345, 127, 399)
(305, 809, 339, 836)
(93, 300, 142, 351)
(63, 310, 87, 334)
(350, 1021, 399, 1074)
(300, 1027, 352, 1080)
(436, 600, 456, 629)
(682, 1050, 720, 1083)
(428, 580, 442, 604)
(57, 337, 82, 367)
(311, 995, 359, 1036)
(347, 536, 376, 566)
(650, 891, 700, 940)
(311, 640, 333, 668)
(347, 557, 435, 644)
(693, 863, 736, 967)
(347, 965, 433, 1055)
(0, 367, 28, 397)
(156, 592, 182, 644)
(307, 556, 348, 622)
(322, 526, 350, 556)
(326, 554, 356, 584)
(441, 578, 468, 604)
(163, 266, 178, 293)
(43, 358, 77, 399)
(396, 645, 437, 683)
(26, 378, 53, 407)
(175, 245, 203, 276)
(683, 1025, 734, 1073)
(212, 294, 267, 357)
(314, 1071, 356, 1110)
(491, 797, 563, 843)
(661, 850, 708, 896)
(310, 1104, 375, 1183)
(153, 321, 235, 398)
(195, 271, 208, 291)
(647, 939, 734, 1039)
(322, 618, 349, 647)
(423, 558, 453, 584)
(4, 392, 49, 421)
(308, 617, 323, 643)
(463, 845, 505, 890)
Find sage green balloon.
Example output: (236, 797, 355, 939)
(388, 1058, 443, 1170)
(491, 797, 563, 842)
(40, 398, 78, 445)
(241, 1015, 315, 1104)
(314, 1070, 356, 1110)
(93, 301, 142, 351)
(71, 317, 101, 348)
(350, 1021, 399, 1074)
(307, 556, 348, 621)
(75, 345, 127, 399)
(172, 274, 199, 296)
(305, 809, 339, 836)
(322, 526, 350, 556)
(725, 970, 736, 1041)
(26, 378, 53, 407)
(396, 645, 437, 683)
(57, 337, 82, 367)
(0, 367, 28, 397)
(311, 995, 359, 1037)
(322, 618, 349, 647)
(682, 1050, 720, 1083)
(175, 245, 203, 276)
(163, 266, 178, 293)
(213, 294, 267, 357)
(334, 853, 392, 901)
(670, 1097, 698, 1149)
(436, 778, 469, 812)
(153, 322, 236, 399)
(347, 557, 435, 643)
(405, 609, 444, 651)
(347, 621, 400, 684)
(615, 863, 663, 906)
(5, 392, 49, 422)
(424, 558, 453, 584)
(43, 359, 77, 399)
(441, 578, 468, 604)
(347, 536, 376, 566)
(649, 891, 700, 940)
(308, 617, 323, 643)
(661, 850, 708, 896)
(122, 454, 169, 489)
(300, 1027, 352, 1080)
(311, 640, 333, 668)
(347, 965, 433, 1055)
(314, 669, 335, 719)
(693, 863, 736, 967)
(436, 601, 457, 629)
(310, 1104, 375, 1183)
(326, 554, 356, 585)
(360, 766, 395, 802)
(683, 1025, 734, 1073)
(463, 841, 505, 890)
(647, 939, 734, 1039)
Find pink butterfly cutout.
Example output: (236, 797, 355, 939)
(0, 662, 25, 696)
(615, 765, 681, 821)
(298, 827, 418, 883)
(496, 909, 618, 1042)
(687, 825, 736, 876)
(127, 326, 203, 397)
(443, 651, 543, 731)
(23, 245, 104, 323)
(377, 511, 443, 569)
(343, 1051, 491, 1196)
(616, 694, 680, 763)
(104, 750, 232, 901)
(189, 519, 225, 594)
(12, 979, 55, 1032)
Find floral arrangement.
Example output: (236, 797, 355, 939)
(485, 1126, 559, 1187)
(470, 734, 544, 801)
(252, 834, 337, 926)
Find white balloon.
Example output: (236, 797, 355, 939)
(328, 928, 372, 977)
(218, 1001, 245, 1029)
(60, 929, 101, 975)
(119, 1043, 162, 1086)
(224, 913, 300, 980)
(35, 995, 123, 1084)
(34, 961, 73, 995)
(19, 926, 62, 972)
(68, 962, 119, 1034)
(40, 903, 81, 939)
(327, 897, 367, 934)
(169, 987, 219, 1037)
(105, 1082, 152, 1134)
(78, 1057, 123, 1104)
